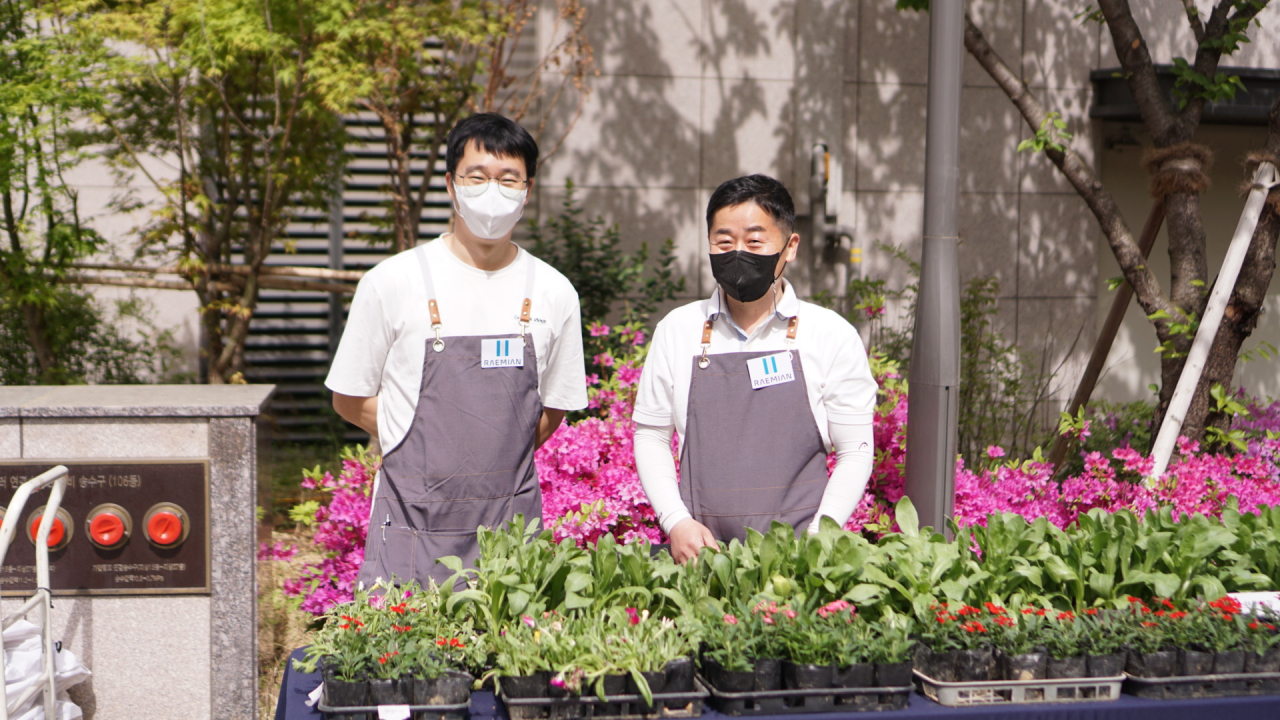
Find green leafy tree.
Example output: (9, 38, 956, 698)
(901, 0, 1280, 440)
(311, 0, 595, 253)
(83, 0, 345, 383)
(0, 0, 108, 382)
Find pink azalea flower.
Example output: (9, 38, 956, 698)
(589, 323, 610, 337)
(986, 446, 1006, 459)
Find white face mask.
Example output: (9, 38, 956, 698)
(452, 181, 527, 240)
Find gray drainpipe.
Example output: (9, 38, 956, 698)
(903, 0, 963, 532)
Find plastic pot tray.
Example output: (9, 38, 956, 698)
(914, 670, 1124, 707)
(699, 673, 911, 715)
(496, 677, 708, 720)
(1123, 670, 1280, 699)
(317, 693, 469, 720)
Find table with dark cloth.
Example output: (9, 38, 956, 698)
(276, 648, 1280, 720)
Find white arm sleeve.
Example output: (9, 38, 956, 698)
(634, 423, 691, 535)
(806, 421, 875, 534)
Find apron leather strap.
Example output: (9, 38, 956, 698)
(520, 256, 535, 336)
(417, 247, 538, 338)
(787, 316, 799, 341)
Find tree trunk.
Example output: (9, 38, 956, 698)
(1178, 100, 1280, 438)
(20, 302, 60, 381)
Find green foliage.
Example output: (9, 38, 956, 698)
(1017, 112, 1073, 154)
(0, 290, 183, 385)
(82, 0, 346, 382)
(1055, 399, 1157, 478)
(832, 248, 1058, 465)
(529, 180, 685, 327)
(894, 0, 928, 11)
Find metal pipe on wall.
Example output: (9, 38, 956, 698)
(904, 0, 963, 532)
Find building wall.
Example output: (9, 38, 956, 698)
(68, 0, 1280, 409)
(533, 0, 1280, 412)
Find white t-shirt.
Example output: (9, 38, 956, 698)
(326, 237, 588, 453)
(633, 281, 877, 456)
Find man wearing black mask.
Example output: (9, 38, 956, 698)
(633, 174, 878, 562)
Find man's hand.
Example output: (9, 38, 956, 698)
(537, 408, 566, 448)
(668, 518, 718, 564)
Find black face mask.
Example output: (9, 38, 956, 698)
(710, 249, 784, 303)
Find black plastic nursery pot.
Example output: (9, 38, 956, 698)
(416, 670, 473, 706)
(833, 662, 876, 712)
(665, 658, 696, 709)
(1213, 649, 1246, 675)
(1126, 650, 1177, 678)
(502, 672, 552, 698)
(596, 673, 628, 715)
(1086, 652, 1126, 677)
(832, 662, 873, 688)
(999, 650, 1047, 681)
(918, 649, 957, 682)
(782, 662, 833, 690)
(370, 678, 413, 705)
(627, 670, 667, 713)
(954, 648, 995, 682)
(705, 660, 755, 693)
(1246, 646, 1280, 673)
(320, 671, 371, 720)
(1046, 655, 1086, 679)
(753, 658, 782, 691)
(548, 682, 584, 720)
(874, 662, 913, 687)
(1178, 647, 1214, 676)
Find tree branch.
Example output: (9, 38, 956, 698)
(1097, 0, 1179, 144)
(1182, 0, 1206, 43)
(964, 11, 1177, 326)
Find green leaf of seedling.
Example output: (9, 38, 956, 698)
(895, 496, 920, 538)
(1107, 276, 1125, 291)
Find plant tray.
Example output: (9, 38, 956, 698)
(317, 692, 469, 720)
(1123, 670, 1280, 699)
(496, 677, 708, 720)
(699, 673, 911, 715)
(914, 670, 1124, 707)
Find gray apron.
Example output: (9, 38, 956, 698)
(357, 250, 543, 589)
(678, 315, 828, 542)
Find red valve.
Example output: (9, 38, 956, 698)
(29, 516, 65, 548)
(90, 512, 126, 546)
(148, 511, 183, 546)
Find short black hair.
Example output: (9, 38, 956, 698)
(706, 174, 795, 235)
(446, 113, 539, 179)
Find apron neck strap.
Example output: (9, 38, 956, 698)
(786, 315, 799, 341)
(415, 247, 537, 341)
(415, 249, 446, 351)
(519, 254, 535, 335)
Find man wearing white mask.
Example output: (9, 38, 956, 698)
(327, 113, 588, 588)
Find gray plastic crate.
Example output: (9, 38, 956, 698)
(915, 670, 1124, 706)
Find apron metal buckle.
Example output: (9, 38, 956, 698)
(520, 321, 530, 344)
(697, 347, 710, 369)
(432, 324, 445, 352)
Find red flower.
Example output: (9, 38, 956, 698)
(626, 607, 641, 626)
(379, 651, 399, 664)
(1056, 611, 1075, 621)
(1085, 608, 1099, 616)
(1170, 611, 1187, 620)
(984, 602, 1006, 615)
(1159, 598, 1175, 610)
(1251, 622, 1261, 630)
(392, 624, 412, 633)
(1021, 608, 1034, 615)
(1141, 621, 1158, 628)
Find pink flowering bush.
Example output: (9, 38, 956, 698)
(537, 322, 666, 545)
(281, 446, 378, 615)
